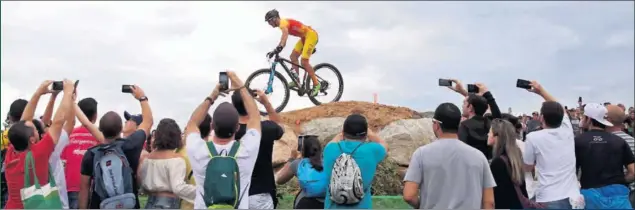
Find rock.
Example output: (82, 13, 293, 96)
(300, 117, 346, 144)
(272, 124, 298, 167)
(279, 101, 421, 131)
(379, 118, 435, 166)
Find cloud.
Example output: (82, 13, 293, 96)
(2, 1, 633, 128)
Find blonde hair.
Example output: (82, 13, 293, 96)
(491, 119, 524, 184)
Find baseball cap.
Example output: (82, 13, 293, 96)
(212, 102, 239, 138)
(433, 103, 461, 131)
(343, 114, 368, 138)
(583, 103, 613, 127)
(123, 111, 143, 126)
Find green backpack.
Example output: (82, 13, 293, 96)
(203, 141, 248, 209)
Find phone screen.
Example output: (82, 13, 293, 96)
(578, 97, 582, 103)
(219, 72, 229, 91)
(438, 79, 452, 87)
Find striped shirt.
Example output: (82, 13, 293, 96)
(613, 131, 635, 156)
(613, 131, 635, 190)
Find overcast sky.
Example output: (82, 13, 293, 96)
(2, 1, 633, 127)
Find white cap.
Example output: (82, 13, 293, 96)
(583, 103, 614, 127)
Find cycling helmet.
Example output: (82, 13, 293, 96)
(265, 9, 279, 21)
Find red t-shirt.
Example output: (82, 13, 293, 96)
(3, 133, 55, 209)
(60, 126, 100, 192)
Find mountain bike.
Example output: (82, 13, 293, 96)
(245, 51, 344, 115)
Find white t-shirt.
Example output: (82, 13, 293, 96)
(523, 114, 579, 202)
(186, 129, 261, 209)
(516, 139, 537, 199)
(49, 130, 70, 209)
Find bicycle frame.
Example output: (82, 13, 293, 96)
(266, 53, 328, 95)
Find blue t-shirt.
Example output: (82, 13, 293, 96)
(323, 140, 387, 209)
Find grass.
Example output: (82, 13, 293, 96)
(139, 195, 411, 209)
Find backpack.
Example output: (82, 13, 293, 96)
(203, 141, 249, 209)
(328, 142, 365, 205)
(297, 158, 328, 198)
(90, 141, 137, 209)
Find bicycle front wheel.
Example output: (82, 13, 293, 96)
(306, 63, 344, 106)
(244, 68, 291, 116)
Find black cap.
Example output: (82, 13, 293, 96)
(124, 111, 143, 126)
(433, 103, 461, 131)
(213, 102, 239, 138)
(343, 114, 368, 138)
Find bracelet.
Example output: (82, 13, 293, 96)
(138, 96, 148, 102)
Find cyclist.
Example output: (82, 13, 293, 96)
(265, 9, 321, 97)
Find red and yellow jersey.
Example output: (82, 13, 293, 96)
(279, 18, 313, 38)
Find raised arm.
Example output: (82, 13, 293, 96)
(75, 104, 105, 143)
(528, 81, 557, 103)
(21, 80, 54, 122)
(254, 89, 282, 124)
(228, 71, 261, 133)
(184, 84, 223, 137)
(447, 79, 469, 97)
(130, 85, 154, 137)
(476, 83, 502, 119)
(41, 91, 59, 127)
(48, 79, 75, 144)
(63, 93, 77, 135)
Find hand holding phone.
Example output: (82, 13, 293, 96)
(438, 79, 452, 87)
(516, 79, 532, 89)
(122, 85, 133, 93)
(219, 72, 229, 92)
(467, 84, 479, 93)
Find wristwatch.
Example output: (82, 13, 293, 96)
(138, 96, 148, 102)
(205, 97, 215, 104)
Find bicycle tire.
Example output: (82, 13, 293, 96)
(306, 63, 344, 106)
(244, 68, 291, 116)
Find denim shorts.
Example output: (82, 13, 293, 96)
(144, 195, 181, 209)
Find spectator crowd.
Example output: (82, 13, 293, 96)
(1, 74, 634, 209)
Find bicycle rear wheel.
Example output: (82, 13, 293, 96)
(306, 63, 344, 106)
(245, 68, 290, 116)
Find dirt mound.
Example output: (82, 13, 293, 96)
(279, 101, 423, 131)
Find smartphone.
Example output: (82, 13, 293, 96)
(219, 72, 229, 91)
(122, 85, 133, 93)
(438, 79, 452, 87)
(578, 97, 582, 103)
(52, 81, 64, 91)
(467, 84, 479, 93)
(516, 79, 532, 89)
(297, 135, 304, 151)
(73, 80, 80, 93)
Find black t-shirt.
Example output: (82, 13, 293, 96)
(80, 130, 146, 209)
(575, 129, 635, 189)
(235, 120, 284, 196)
